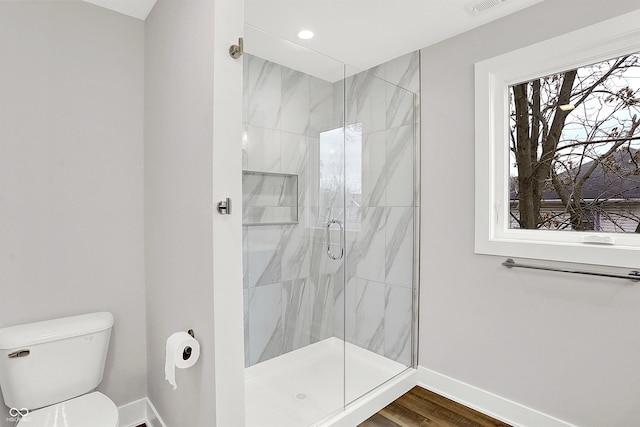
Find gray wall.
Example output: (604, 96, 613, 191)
(0, 1, 146, 425)
(419, 1, 640, 426)
(144, 0, 218, 425)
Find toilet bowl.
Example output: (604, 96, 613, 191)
(17, 392, 118, 427)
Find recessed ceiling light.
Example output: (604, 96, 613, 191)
(297, 30, 314, 40)
(559, 104, 576, 111)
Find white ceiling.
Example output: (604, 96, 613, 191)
(82, 0, 157, 20)
(81, 0, 543, 81)
(244, 0, 543, 80)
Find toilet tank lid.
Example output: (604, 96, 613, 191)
(0, 312, 114, 350)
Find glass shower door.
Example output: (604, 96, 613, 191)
(242, 26, 416, 427)
(342, 70, 416, 404)
(242, 25, 349, 427)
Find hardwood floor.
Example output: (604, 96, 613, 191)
(359, 387, 512, 427)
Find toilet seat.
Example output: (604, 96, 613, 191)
(17, 391, 118, 427)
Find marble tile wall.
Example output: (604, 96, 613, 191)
(243, 51, 419, 368)
(243, 54, 338, 366)
(242, 171, 298, 224)
(340, 52, 419, 367)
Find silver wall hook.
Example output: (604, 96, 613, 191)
(229, 37, 243, 59)
(217, 198, 232, 215)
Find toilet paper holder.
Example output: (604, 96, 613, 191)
(183, 329, 196, 361)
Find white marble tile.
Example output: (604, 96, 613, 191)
(355, 278, 385, 356)
(242, 171, 276, 208)
(385, 207, 413, 288)
(384, 284, 412, 366)
(310, 77, 334, 136)
(352, 72, 386, 134)
(338, 276, 357, 344)
(280, 178, 298, 210)
(369, 63, 386, 81)
(280, 132, 307, 207)
(270, 207, 296, 224)
(386, 83, 414, 130)
(309, 237, 325, 278)
(248, 283, 283, 365)
(344, 123, 363, 208)
(355, 207, 386, 283)
(280, 132, 307, 174)
(280, 68, 310, 135)
(343, 217, 359, 284)
(332, 273, 345, 340)
(243, 207, 275, 224)
(384, 51, 420, 94)
(385, 125, 414, 207)
(246, 55, 281, 130)
(246, 225, 282, 288)
(246, 126, 281, 173)
(360, 130, 386, 207)
(334, 78, 349, 128)
(413, 99, 420, 208)
(308, 137, 319, 209)
(310, 274, 335, 342)
(283, 278, 311, 353)
(281, 219, 310, 282)
(309, 242, 335, 278)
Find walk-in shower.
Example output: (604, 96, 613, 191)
(242, 26, 419, 427)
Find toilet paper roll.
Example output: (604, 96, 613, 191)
(165, 331, 200, 390)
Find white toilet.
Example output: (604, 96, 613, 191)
(0, 312, 119, 427)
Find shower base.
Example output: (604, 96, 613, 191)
(244, 337, 408, 427)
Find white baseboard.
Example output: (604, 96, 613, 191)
(320, 368, 417, 427)
(416, 367, 579, 427)
(118, 397, 166, 427)
(124, 368, 575, 427)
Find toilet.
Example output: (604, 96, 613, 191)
(0, 312, 119, 427)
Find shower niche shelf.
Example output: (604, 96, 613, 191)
(242, 170, 298, 226)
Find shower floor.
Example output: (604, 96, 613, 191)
(244, 337, 407, 427)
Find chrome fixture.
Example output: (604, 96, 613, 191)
(229, 37, 243, 59)
(326, 219, 344, 261)
(502, 258, 640, 282)
(217, 198, 232, 215)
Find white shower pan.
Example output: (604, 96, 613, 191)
(244, 337, 415, 427)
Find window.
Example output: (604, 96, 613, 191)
(318, 124, 362, 228)
(475, 10, 640, 268)
(509, 53, 640, 233)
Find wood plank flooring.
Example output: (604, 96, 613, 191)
(358, 387, 512, 427)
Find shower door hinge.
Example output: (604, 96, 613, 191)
(229, 37, 243, 59)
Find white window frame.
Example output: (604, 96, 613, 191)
(475, 9, 640, 269)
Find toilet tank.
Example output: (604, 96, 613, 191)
(0, 312, 114, 410)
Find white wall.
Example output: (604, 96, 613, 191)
(0, 1, 146, 425)
(420, 1, 640, 426)
(144, 0, 244, 425)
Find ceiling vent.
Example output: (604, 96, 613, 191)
(466, 0, 507, 14)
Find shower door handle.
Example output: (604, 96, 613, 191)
(326, 219, 344, 261)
